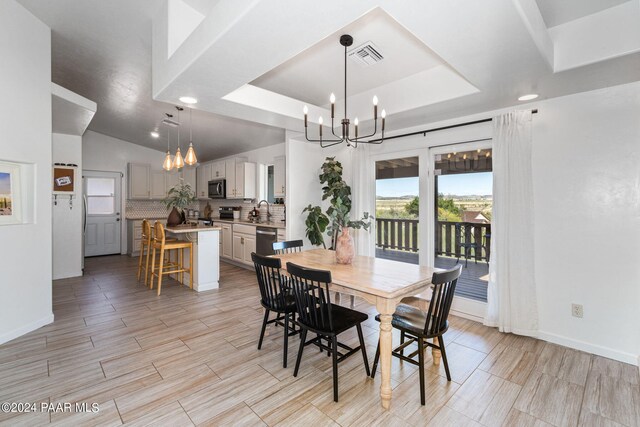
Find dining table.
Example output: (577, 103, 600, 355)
(273, 248, 437, 410)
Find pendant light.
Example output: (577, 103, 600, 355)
(162, 117, 173, 171)
(184, 107, 198, 166)
(172, 106, 185, 170)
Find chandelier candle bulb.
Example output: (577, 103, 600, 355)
(381, 109, 386, 130)
(354, 117, 359, 139)
(303, 105, 308, 127)
(330, 93, 336, 118)
(319, 116, 323, 137)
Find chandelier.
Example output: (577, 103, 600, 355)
(303, 34, 386, 148)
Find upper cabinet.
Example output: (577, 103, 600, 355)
(128, 163, 150, 199)
(227, 159, 255, 199)
(211, 160, 225, 179)
(196, 157, 256, 200)
(196, 162, 212, 199)
(273, 156, 285, 197)
(128, 162, 196, 200)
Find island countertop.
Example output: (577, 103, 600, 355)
(165, 225, 222, 234)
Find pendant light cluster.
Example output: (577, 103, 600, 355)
(161, 104, 198, 171)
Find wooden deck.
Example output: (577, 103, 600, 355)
(375, 249, 488, 302)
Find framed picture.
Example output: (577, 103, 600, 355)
(0, 161, 22, 225)
(53, 164, 77, 195)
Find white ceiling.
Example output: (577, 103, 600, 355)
(251, 8, 446, 106)
(535, 0, 631, 28)
(17, 0, 640, 153)
(17, 0, 285, 161)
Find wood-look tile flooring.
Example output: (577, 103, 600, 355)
(0, 255, 638, 426)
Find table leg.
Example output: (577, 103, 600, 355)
(432, 337, 441, 365)
(376, 298, 396, 410)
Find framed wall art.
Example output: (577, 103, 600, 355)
(0, 161, 23, 225)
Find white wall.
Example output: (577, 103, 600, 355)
(286, 82, 640, 365)
(0, 0, 53, 344)
(532, 83, 640, 365)
(52, 133, 83, 279)
(83, 130, 168, 254)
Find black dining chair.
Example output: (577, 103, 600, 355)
(371, 264, 462, 405)
(272, 239, 304, 255)
(252, 253, 298, 368)
(286, 262, 370, 402)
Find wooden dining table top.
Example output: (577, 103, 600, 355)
(273, 249, 437, 300)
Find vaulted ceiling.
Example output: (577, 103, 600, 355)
(18, 0, 640, 160)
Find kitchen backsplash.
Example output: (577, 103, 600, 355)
(199, 199, 286, 223)
(125, 200, 201, 219)
(125, 199, 286, 223)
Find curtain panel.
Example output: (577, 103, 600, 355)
(485, 110, 538, 336)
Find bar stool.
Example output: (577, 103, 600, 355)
(149, 221, 193, 296)
(137, 219, 177, 286)
(136, 219, 152, 284)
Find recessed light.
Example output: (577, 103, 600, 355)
(179, 96, 198, 104)
(518, 94, 538, 101)
(150, 131, 159, 138)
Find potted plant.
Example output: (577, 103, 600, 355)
(163, 180, 197, 226)
(303, 157, 371, 264)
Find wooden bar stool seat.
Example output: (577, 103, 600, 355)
(149, 221, 193, 295)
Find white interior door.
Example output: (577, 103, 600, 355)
(84, 171, 121, 257)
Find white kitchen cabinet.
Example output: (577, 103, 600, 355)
(128, 163, 150, 199)
(221, 223, 232, 259)
(274, 156, 286, 197)
(227, 161, 256, 199)
(211, 161, 225, 179)
(150, 170, 166, 199)
(224, 158, 237, 198)
(243, 234, 256, 262)
(196, 162, 212, 199)
(232, 224, 256, 265)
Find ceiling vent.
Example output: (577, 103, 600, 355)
(161, 118, 180, 127)
(348, 41, 384, 67)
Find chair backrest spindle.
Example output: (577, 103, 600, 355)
(424, 264, 462, 336)
(286, 262, 333, 331)
(273, 239, 304, 255)
(252, 253, 287, 309)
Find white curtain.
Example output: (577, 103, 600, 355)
(349, 145, 373, 256)
(484, 110, 538, 336)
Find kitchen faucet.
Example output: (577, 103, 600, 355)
(257, 200, 272, 220)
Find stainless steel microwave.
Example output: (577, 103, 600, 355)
(208, 179, 226, 199)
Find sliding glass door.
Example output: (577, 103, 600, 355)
(429, 143, 492, 303)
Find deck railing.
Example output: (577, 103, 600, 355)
(376, 218, 419, 252)
(435, 221, 491, 262)
(375, 218, 491, 262)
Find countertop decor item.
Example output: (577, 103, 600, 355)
(303, 157, 371, 251)
(302, 34, 386, 148)
(162, 180, 197, 226)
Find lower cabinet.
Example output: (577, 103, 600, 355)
(232, 224, 256, 266)
(220, 223, 232, 259)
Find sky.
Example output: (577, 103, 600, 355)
(376, 172, 493, 197)
(0, 173, 10, 194)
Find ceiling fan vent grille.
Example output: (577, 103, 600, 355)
(348, 41, 384, 67)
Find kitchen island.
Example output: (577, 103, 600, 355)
(165, 225, 221, 292)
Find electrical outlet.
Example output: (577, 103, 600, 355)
(571, 303, 583, 318)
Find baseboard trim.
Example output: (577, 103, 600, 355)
(538, 330, 639, 366)
(0, 313, 54, 345)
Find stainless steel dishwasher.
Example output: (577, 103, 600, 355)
(256, 227, 278, 255)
